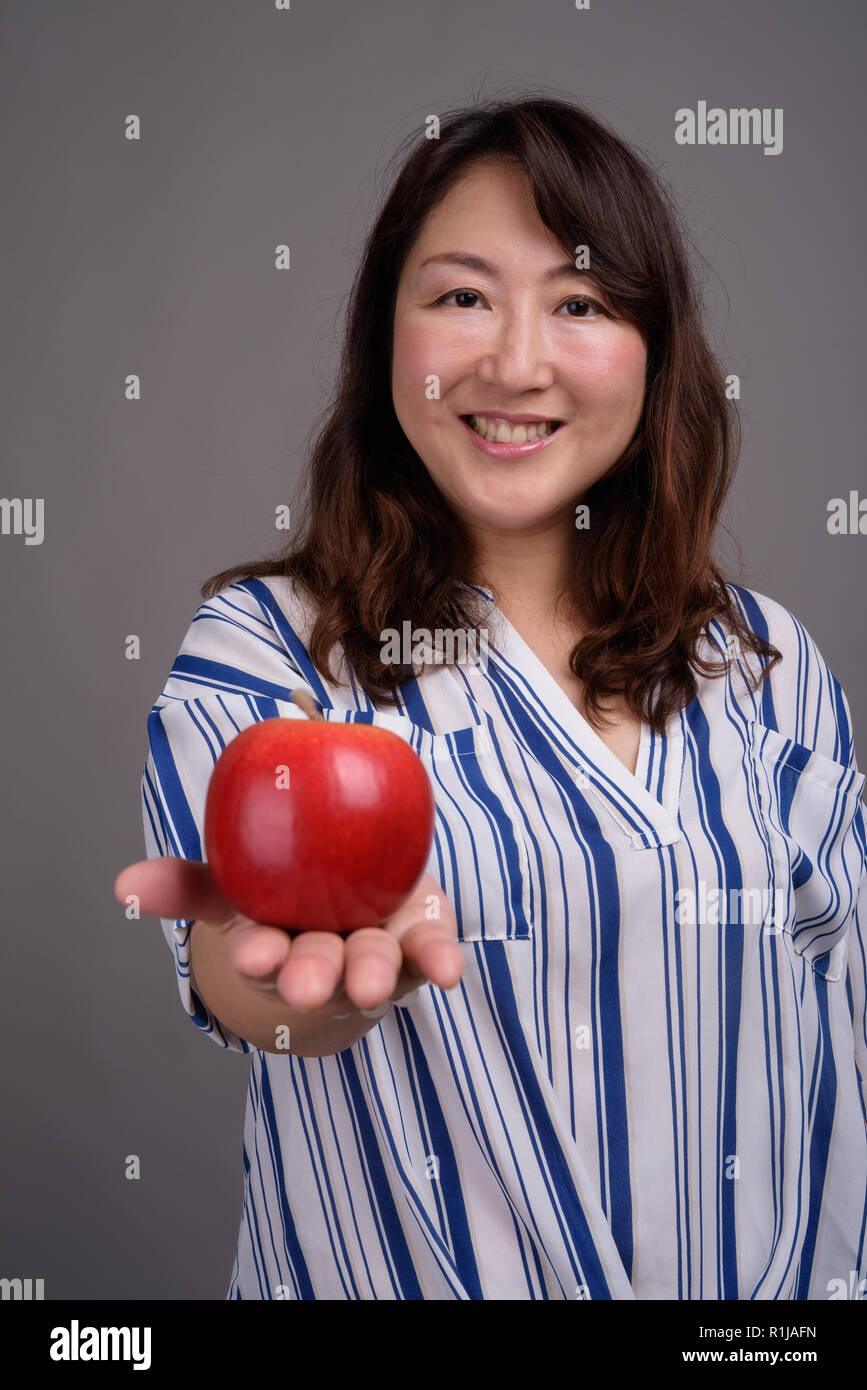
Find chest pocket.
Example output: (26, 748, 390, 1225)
(335, 708, 533, 943)
(747, 719, 866, 980)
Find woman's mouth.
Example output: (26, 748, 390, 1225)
(459, 413, 564, 458)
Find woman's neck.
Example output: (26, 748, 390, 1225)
(467, 524, 579, 623)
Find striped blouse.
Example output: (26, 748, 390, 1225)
(141, 575, 867, 1300)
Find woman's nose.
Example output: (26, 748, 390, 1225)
(475, 308, 555, 393)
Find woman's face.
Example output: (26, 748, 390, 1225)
(391, 158, 647, 540)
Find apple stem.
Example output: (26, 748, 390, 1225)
(291, 689, 325, 722)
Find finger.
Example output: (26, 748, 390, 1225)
(114, 857, 239, 929)
(399, 920, 464, 991)
(381, 881, 463, 991)
(342, 927, 403, 1010)
(381, 875, 459, 942)
(228, 921, 293, 982)
(274, 931, 346, 1012)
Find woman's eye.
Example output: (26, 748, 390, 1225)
(436, 290, 483, 308)
(557, 297, 607, 318)
(434, 290, 608, 316)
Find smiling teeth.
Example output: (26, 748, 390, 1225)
(468, 414, 559, 443)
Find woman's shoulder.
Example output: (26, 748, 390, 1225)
(721, 581, 858, 769)
(191, 573, 321, 650)
(154, 573, 328, 710)
(722, 580, 808, 653)
(709, 579, 837, 676)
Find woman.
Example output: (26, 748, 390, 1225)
(116, 95, 867, 1300)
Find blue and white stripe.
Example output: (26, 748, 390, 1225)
(141, 575, 867, 1299)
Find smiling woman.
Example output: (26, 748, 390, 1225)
(201, 94, 781, 734)
(124, 92, 867, 1303)
(391, 163, 647, 532)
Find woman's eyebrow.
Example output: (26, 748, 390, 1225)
(417, 251, 593, 284)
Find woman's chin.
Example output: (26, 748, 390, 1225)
(456, 501, 566, 533)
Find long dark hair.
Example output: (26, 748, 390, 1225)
(202, 92, 780, 733)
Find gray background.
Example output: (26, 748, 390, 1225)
(1, 0, 864, 1299)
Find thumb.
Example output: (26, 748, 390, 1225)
(113, 857, 239, 928)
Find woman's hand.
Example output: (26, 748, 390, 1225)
(113, 857, 464, 1014)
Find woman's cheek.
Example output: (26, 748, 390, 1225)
(570, 334, 647, 422)
(394, 315, 474, 390)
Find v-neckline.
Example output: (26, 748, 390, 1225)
(463, 584, 684, 845)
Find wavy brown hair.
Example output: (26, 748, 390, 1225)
(202, 91, 781, 734)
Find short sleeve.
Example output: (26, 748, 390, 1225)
(724, 585, 866, 984)
(140, 576, 333, 1053)
(740, 586, 867, 1038)
(726, 583, 860, 768)
(846, 801, 867, 1120)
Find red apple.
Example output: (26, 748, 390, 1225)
(203, 716, 436, 931)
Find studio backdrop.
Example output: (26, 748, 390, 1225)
(1, 0, 864, 1301)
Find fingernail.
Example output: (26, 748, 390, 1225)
(358, 1002, 391, 1019)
